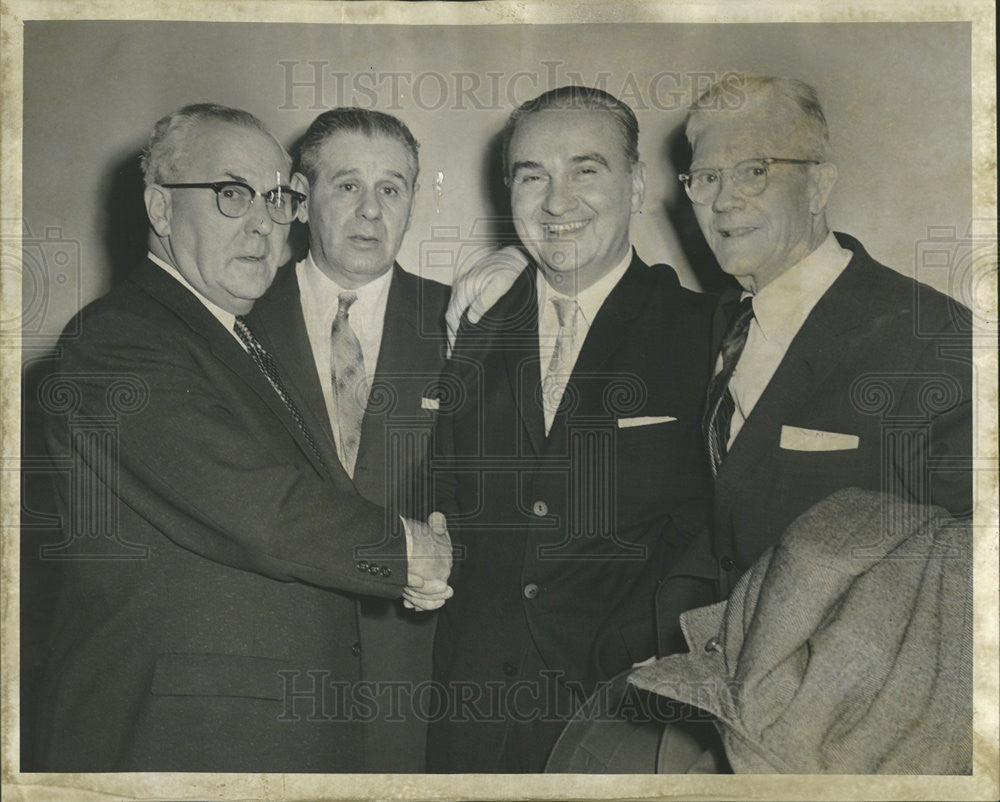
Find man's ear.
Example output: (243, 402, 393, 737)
(291, 172, 310, 223)
(144, 185, 171, 237)
(630, 161, 647, 214)
(808, 162, 838, 215)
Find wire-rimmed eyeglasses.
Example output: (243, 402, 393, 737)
(161, 181, 306, 224)
(678, 158, 820, 205)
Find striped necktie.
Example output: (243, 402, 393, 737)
(704, 297, 755, 475)
(233, 315, 325, 469)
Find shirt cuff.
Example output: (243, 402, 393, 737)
(400, 515, 414, 563)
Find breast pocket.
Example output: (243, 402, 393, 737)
(775, 437, 871, 482)
(768, 443, 877, 536)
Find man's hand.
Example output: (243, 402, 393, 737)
(445, 245, 530, 351)
(403, 511, 454, 611)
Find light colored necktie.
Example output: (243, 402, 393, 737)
(704, 297, 755, 475)
(330, 292, 369, 477)
(542, 296, 580, 434)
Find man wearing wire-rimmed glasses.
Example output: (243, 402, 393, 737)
(544, 75, 973, 775)
(655, 75, 972, 653)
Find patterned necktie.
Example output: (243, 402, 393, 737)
(704, 297, 755, 475)
(542, 296, 580, 434)
(330, 292, 369, 478)
(233, 315, 325, 468)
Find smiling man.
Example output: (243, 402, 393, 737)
(35, 104, 451, 772)
(548, 77, 974, 775)
(246, 107, 451, 772)
(426, 86, 715, 772)
(654, 76, 973, 654)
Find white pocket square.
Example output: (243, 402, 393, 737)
(420, 396, 440, 411)
(618, 415, 677, 429)
(780, 425, 859, 451)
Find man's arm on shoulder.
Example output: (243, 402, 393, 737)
(444, 245, 528, 351)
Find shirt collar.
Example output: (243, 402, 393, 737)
(536, 247, 633, 327)
(746, 232, 852, 346)
(147, 251, 237, 333)
(299, 251, 394, 321)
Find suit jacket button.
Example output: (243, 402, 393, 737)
(532, 501, 548, 517)
(502, 662, 518, 677)
(720, 556, 736, 571)
(379, 566, 391, 578)
(351, 641, 362, 657)
(369, 564, 380, 575)
(357, 560, 369, 572)
(523, 583, 539, 600)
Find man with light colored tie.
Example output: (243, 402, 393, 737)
(551, 76, 974, 774)
(36, 103, 451, 772)
(246, 107, 452, 772)
(426, 85, 715, 772)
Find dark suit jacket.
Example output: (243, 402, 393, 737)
(36, 259, 407, 772)
(247, 260, 450, 772)
(429, 252, 715, 770)
(656, 233, 973, 653)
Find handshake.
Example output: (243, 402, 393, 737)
(402, 511, 454, 611)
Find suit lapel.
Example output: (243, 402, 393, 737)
(490, 264, 546, 455)
(722, 241, 874, 469)
(250, 267, 335, 439)
(129, 259, 329, 477)
(547, 252, 652, 436)
(569, 252, 652, 378)
(239, 264, 342, 476)
(355, 264, 419, 482)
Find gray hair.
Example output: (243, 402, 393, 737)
(686, 75, 831, 162)
(296, 107, 420, 186)
(501, 85, 640, 179)
(140, 103, 280, 186)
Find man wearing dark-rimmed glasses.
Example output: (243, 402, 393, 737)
(158, 180, 305, 223)
(35, 103, 451, 772)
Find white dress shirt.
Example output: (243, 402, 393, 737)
(726, 232, 853, 446)
(147, 252, 246, 350)
(296, 255, 424, 574)
(296, 253, 393, 450)
(536, 248, 633, 433)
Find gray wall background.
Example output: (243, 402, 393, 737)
(22, 20, 972, 349)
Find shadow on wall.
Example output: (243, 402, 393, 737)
(102, 148, 149, 289)
(20, 146, 152, 773)
(20, 350, 63, 771)
(432, 118, 734, 289)
(285, 129, 314, 266)
(662, 125, 730, 294)
(479, 127, 519, 246)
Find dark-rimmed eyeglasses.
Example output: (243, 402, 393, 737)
(161, 181, 306, 224)
(678, 158, 820, 205)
